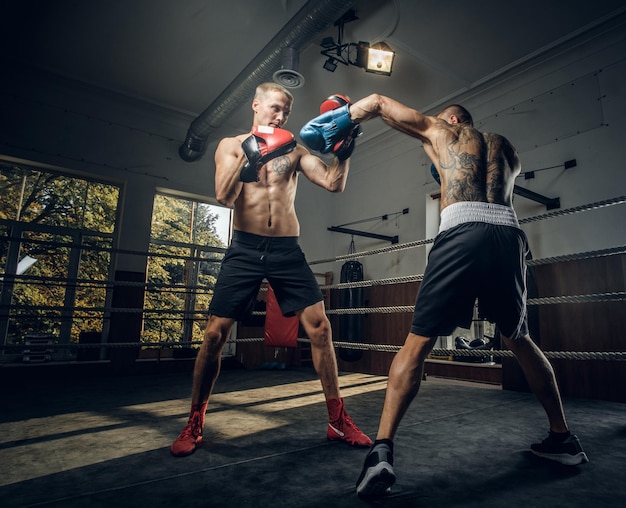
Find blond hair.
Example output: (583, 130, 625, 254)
(255, 82, 294, 104)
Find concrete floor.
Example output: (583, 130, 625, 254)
(1, 363, 625, 507)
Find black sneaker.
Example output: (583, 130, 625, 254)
(530, 432, 589, 465)
(356, 442, 396, 499)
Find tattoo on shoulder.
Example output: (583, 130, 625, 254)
(483, 132, 499, 142)
(270, 155, 292, 176)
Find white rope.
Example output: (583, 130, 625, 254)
(17, 339, 625, 361)
(248, 291, 626, 317)
(528, 292, 626, 305)
(234, 338, 626, 361)
(527, 245, 626, 266)
(518, 195, 626, 224)
(6, 289, 623, 318)
(310, 195, 626, 266)
(321, 245, 625, 291)
(320, 274, 423, 290)
(7, 198, 624, 363)
(10, 339, 624, 361)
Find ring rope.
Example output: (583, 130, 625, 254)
(318, 245, 625, 291)
(309, 237, 434, 265)
(329, 341, 626, 360)
(5, 244, 623, 295)
(321, 274, 423, 290)
(252, 291, 626, 317)
(528, 292, 626, 305)
(5, 199, 624, 353)
(526, 245, 626, 266)
(4, 290, 623, 319)
(229, 338, 626, 361)
(4, 245, 623, 293)
(323, 306, 413, 315)
(6, 339, 624, 361)
(518, 195, 626, 224)
(0, 341, 205, 349)
(309, 195, 626, 266)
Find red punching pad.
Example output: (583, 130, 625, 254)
(264, 284, 299, 348)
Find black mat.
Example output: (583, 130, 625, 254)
(1, 367, 624, 507)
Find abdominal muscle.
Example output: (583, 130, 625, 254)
(232, 155, 300, 237)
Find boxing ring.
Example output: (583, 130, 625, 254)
(238, 195, 626, 367)
(1, 195, 624, 366)
(1, 196, 625, 508)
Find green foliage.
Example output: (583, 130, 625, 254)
(143, 194, 227, 345)
(1, 162, 119, 345)
(1, 163, 229, 351)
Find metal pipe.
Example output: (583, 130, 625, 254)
(179, 0, 357, 162)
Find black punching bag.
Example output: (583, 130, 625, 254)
(338, 259, 364, 362)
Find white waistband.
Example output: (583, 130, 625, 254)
(439, 202, 519, 233)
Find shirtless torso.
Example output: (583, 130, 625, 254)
(349, 95, 522, 210)
(215, 135, 349, 237)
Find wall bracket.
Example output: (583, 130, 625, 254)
(327, 208, 408, 244)
(327, 226, 399, 244)
(513, 185, 560, 210)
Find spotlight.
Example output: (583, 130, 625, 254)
(364, 42, 395, 76)
(319, 10, 395, 77)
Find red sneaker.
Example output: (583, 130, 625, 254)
(327, 411, 372, 447)
(170, 410, 204, 457)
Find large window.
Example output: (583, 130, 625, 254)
(0, 160, 120, 359)
(145, 193, 230, 345)
(0, 163, 232, 360)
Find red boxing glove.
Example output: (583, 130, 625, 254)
(240, 126, 296, 182)
(319, 94, 361, 160)
(320, 94, 352, 114)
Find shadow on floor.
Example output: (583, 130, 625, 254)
(1, 367, 624, 507)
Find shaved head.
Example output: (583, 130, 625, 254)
(437, 104, 473, 125)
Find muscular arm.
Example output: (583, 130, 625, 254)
(298, 146, 349, 193)
(349, 94, 438, 144)
(350, 94, 491, 209)
(214, 136, 245, 207)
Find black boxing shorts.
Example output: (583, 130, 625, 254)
(208, 230, 323, 320)
(410, 202, 530, 340)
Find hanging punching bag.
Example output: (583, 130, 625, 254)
(338, 257, 364, 362)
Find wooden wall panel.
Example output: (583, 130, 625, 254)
(235, 254, 625, 401)
(504, 253, 626, 402)
(334, 282, 418, 376)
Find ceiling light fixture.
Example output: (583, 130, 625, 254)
(320, 10, 395, 77)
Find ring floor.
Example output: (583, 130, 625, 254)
(1, 363, 624, 507)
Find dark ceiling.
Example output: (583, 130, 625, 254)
(2, 0, 625, 148)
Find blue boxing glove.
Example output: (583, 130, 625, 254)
(319, 95, 361, 161)
(299, 104, 358, 155)
(430, 163, 441, 185)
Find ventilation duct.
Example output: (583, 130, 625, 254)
(179, 0, 357, 162)
(273, 47, 304, 89)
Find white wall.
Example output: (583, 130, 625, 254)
(297, 20, 626, 283)
(1, 20, 625, 285)
(0, 63, 221, 273)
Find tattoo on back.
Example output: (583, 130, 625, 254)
(483, 132, 508, 205)
(440, 127, 486, 203)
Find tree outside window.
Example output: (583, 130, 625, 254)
(145, 194, 230, 345)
